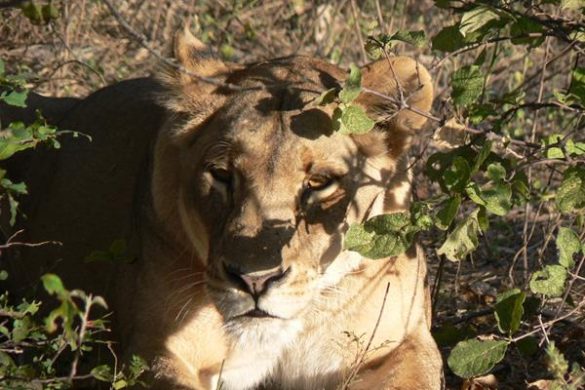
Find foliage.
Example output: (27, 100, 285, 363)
(338, 0, 585, 385)
(0, 273, 147, 389)
(1, 57, 146, 388)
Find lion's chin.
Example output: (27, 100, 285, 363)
(224, 315, 304, 351)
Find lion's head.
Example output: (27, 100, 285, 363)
(150, 29, 432, 348)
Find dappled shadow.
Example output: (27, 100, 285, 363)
(290, 108, 333, 139)
(217, 217, 296, 274)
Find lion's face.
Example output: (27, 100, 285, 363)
(152, 31, 432, 342)
(175, 86, 392, 333)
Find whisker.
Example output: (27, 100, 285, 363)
(175, 297, 193, 323)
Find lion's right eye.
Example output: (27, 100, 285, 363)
(206, 167, 233, 199)
(209, 167, 231, 185)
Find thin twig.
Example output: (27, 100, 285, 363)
(99, 0, 251, 92)
(0, 229, 61, 249)
(512, 297, 585, 343)
(349, 0, 367, 64)
(374, 0, 386, 34)
(340, 282, 390, 389)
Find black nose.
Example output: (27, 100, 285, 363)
(224, 264, 289, 298)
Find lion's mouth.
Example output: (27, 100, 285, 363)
(236, 308, 279, 319)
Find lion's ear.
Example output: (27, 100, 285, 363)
(356, 57, 433, 159)
(158, 26, 230, 115)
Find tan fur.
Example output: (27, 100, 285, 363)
(4, 31, 442, 389)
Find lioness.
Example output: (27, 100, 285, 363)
(2, 29, 442, 389)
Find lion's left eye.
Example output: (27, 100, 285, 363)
(307, 175, 333, 191)
(303, 175, 339, 205)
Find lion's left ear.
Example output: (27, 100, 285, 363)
(158, 26, 231, 117)
(355, 57, 433, 159)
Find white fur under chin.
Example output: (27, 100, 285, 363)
(317, 250, 363, 290)
(212, 319, 303, 390)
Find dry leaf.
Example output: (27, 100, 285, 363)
(462, 374, 498, 389)
(433, 117, 468, 150)
(527, 379, 551, 390)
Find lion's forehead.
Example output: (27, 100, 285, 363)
(213, 100, 359, 179)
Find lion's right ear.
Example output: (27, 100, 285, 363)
(158, 27, 231, 117)
(355, 57, 433, 160)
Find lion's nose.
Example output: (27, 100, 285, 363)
(224, 264, 290, 298)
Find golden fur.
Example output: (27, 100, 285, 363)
(3, 29, 442, 389)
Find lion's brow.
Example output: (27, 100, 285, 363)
(204, 140, 234, 165)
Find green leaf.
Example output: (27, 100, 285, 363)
(556, 166, 585, 213)
(432, 26, 466, 52)
(316, 88, 337, 105)
(344, 213, 413, 259)
(110, 239, 127, 257)
(437, 209, 481, 262)
(517, 337, 539, 357)
(567, 140, 585, 156)
(556, 227, 582, 269)
(451, 65, 485, 107)
(339, 64, 362, 104)
(0, 59, 4, 76)
(7, 194, 18, 226)
(17, 300, 40, 316)
(0, 90, 28, 108)
(540, 135, 585, 159)
(91, 365, 114, 382)
(472, 140, 492, 174)
(334, 105, 375, 135)
(20, 1, 42, 23)
(569, 67, 585, 105)
(466, 182, 512, 216)
(12, 317, 32, 343)
(529, 265, 567, 297)
(411, 202, 433, 230)
(487, 162, 506, 182)
(546, 342, 569, 380)
(542, 134, 565, 159)
(129, 354, 149, 378)
(494, 288, 526, 335)
(443, 156, 471, 193)
(41, 274, 66, 299)
(435, 195, 461, 231)
(41, 4, 59, 21)
(459, 6, 500, 37)
(1, 178, 27, 195)
(433, 323, 473, 347)
(85, 239, 132, 263)
(448, 339, 508, 378)
(0, 270, 7, 281)
(85, 250, 111, 263)
(510, 16, 545, 47)
(477, 206, 489, 232)
(114, 379, 129, 389)
(390, 30, 427, 48)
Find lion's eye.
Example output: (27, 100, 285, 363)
(303, 175, 340, 205)
(307, 175, 334, 191)
(207, 167, 234, 200)
(209, 167, 231, 185)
